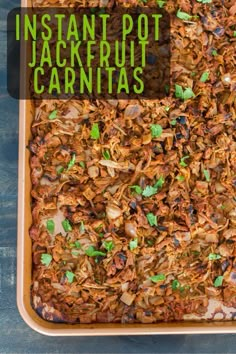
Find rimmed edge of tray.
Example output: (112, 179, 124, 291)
(16, 0, 236, 336)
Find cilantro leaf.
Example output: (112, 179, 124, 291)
(79, 161, 85, 168)
(62, 219, 72, 232)
(57, 166, 64, 174)
(129, 238, 138, 251)
(170, 119, 177, 126)
(102, 150, 111, 160)
(103, 241, 114, 252)
(142, 185, 157, 197)
(183, 87, 195, 101)
(180, 155, 190, 167)
(41, 253, 52, 267)
(85, 246, 106, 257)
(95, 224, 103, 232)
(200, 71, 210, 83)
(214, 275, 223, 287)
(150, 274, 166, 282)
(208, 253, 221, 261)
(203, 169, 211, 182)
(71, 250, 80, 256)
(172, 279, 180, 290)
(150, 124, 163, 138)
(79, 221, 85, 233)
(175, 85, 195, 101)
(177, 9, 192, 21)
(67, 154, 76, 170)
(90, 123, 100, 140)
(175, 84, 184, 99)
(146, 212, 158, 226)
(156, 0, 165, 8)
(65, 271, 75, 283)
(212, 49, 218, 56)
(46, 219, 55, 234)
(48, 110, 57, 120)
(197, 0, 211, 3)
(129, 185, 143, 195)
(154, 176, 165, 189)
(176, 175, 185, 181)
(75, 241, 81, 249)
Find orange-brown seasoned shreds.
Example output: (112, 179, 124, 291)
(30, 0, 236, 324)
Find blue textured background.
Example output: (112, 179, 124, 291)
(1, 1, 236, 352)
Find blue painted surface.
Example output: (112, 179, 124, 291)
(1, 1, 236, 353)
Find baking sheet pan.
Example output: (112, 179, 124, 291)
(16, 0, 236, 335)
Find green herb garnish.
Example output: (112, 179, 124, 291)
(234, 31, 236, 37)
(197, 0, 212, 3)
(48, 110, 57, 120)
(142, 185, 157, 197)
(172, 279, 180, 290)
(177, 9, 192, 21)
(46, 219, 55, 234)
(154, 176, 165, 189)
(90, 123, 100, 140)
(75, 241, 81, 249)
(156, 0, 165, 8)
(57, 166, 64, 174)
(103, 241, 114, 252)
(65, 271, 75, 283)
(203, 169, 211, 182)
(129, 238, 138, 251)
(103, 150, 111, 160)
(85, 246, 106, 257)
(67, 154, 76, 170)
(183, 87, 195, 100)
(150, 274, 166, 282)
(170, 119, 177, 126)
(130, 185, 143, 195)
(62, 219, 72, 232)
(79, 161, 85, 168)
(147, 239, 154, 246)
(200, 71, 210, 83)
(209, 253, 221, 260)
(192, 250, 200, 256)
(146, 213, 158, 226)
(180, 155, 190, 167)
(176, 175, 185, 182)
(175, 85, 195, 101)
(180, 285, 190, 292)
(41, 253, 52, 267)
(95, 224, 103, 232)
(71, 250, 80, 256)
(79, 221, 85, 233)
(142, 177, 164, 197)
(175, 84, 184, 98)
(150, 124, 163, 138)
(214, 275, 223, 287)
(212, 49, 218, 56)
